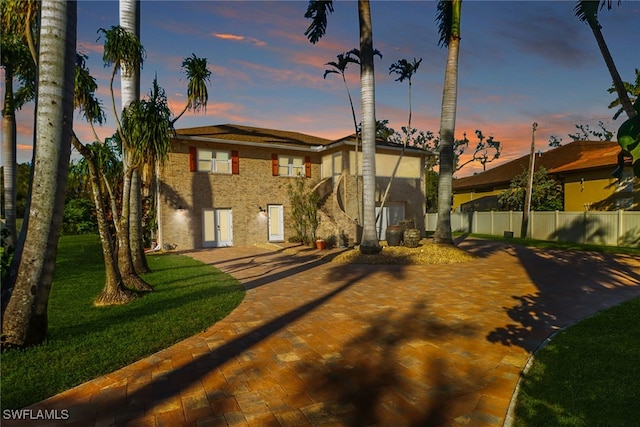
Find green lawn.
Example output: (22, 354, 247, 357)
(513, 297, 640, 426)
(1, 234, 245, 410)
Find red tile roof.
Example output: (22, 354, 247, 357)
(454, 140, 625, 191)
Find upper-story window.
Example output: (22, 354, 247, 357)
(272, 154, 311, 177)
(189, 147, 239, 174)
(199, 149, 231, 173)
(279, 155, 304, 176)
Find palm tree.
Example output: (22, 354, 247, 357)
(123, 77, 173, 219)
(1, 0, 38, 247)
(377, 58, 422, 231)
(575, 1, 638, 177)
(305, 0, 381, 254)
(324, 51, 361, 222)
(98, 25, 151, 291)
(575, 1, 636, 120)
(433, 0, 462, 246)
(73, 53, 136, 306)
(2, 0, 77, 348)
(172, 54, 212, 124)
(118, 0, 150, 275)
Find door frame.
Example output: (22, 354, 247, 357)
(267, 204, 284, 242)
(203, 208, 233, 247)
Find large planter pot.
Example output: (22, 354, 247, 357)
(403, 228, 421, 248)
(386, 225, 402, 246)
(315, 240, 326, 250)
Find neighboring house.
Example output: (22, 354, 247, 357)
(158, 124, 432, 250)
(453, 140, 639, 212)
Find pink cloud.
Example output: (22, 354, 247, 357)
(212, 32, 266, 47)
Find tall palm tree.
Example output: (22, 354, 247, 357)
(377, 57, 422, 230)
(98, 24, 151, 291)
(433, 0, 462, 246)
(2, 0, 77, 348)
(575, 1, 638, 176)
(73, 53, 135, 306)
(324, 51, 361, 222)
(119, 0, 150, 275)
(305, 0, 381, 254)
(575, 0, 636, 120)
(1, 0, 38, 247)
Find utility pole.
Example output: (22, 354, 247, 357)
(521, 122, 538, 238)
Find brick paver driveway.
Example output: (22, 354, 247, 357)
(10, 237, 640, 426)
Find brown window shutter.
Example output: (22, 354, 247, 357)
(231, 150, 239, 174)
(305, 156, 311, 178)
(272, 153, 279, 176)
(189, 147, 197, 172)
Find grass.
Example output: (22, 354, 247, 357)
(1, 234, 245, 410)
(460, 233, 640, 256)
(513, 296, 640, 426)
(333, 239, 476, 265)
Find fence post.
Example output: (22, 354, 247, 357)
(555, 210, 559, 242)
(618, 209, 623, 246)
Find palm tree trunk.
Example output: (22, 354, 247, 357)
(130, 169, 150, 272)
(588, 20, 636, 119)
(357, 0, 381, 254)
(2, 0, 77, 348)
(118, 166, 152, 292)
(2, 66, 17, 247)
(71, 135, 136, 306)
(119, 0, 149, 274)
(433, 0, 461, 246)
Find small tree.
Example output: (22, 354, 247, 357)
(498, 167, 563, 211)
(287, 176, 320, 245)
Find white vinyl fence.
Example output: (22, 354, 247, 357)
(424, 210, 640, 248)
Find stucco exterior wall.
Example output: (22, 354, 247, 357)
(159, 141, 321, 250)
(453, 188, 504, 212)
(563, 168, 639, 211)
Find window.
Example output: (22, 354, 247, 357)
(190, 147, 239, 174)
(273, 154, 311, 177)
(279, 155, 304, 177)
(198, 149, 230, 173)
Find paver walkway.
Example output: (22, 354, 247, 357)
(7, 237, 640, 427)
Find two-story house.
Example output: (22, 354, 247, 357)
(158, 124, 432, 250)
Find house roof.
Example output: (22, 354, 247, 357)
(454, 140, 625, 191)
(174, 124, 434, 155)
(175, 124, 332, 149)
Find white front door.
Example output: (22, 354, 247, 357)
(268, 205, 284, 241)
(203, 208, 233, 247)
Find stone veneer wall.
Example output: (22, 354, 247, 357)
(159, 141, 321, 250)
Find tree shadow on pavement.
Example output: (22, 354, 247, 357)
(285, 301, 483, 426)
(485, 244, 640, 352)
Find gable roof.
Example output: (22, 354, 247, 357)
(454, 140, 624, 191)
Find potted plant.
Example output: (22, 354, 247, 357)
(325, 234, 337, 249)
(315, 239, 326, 250)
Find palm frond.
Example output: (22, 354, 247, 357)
(304, 0, 334, 44)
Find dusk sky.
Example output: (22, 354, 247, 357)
(5, 0, 639, 176)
